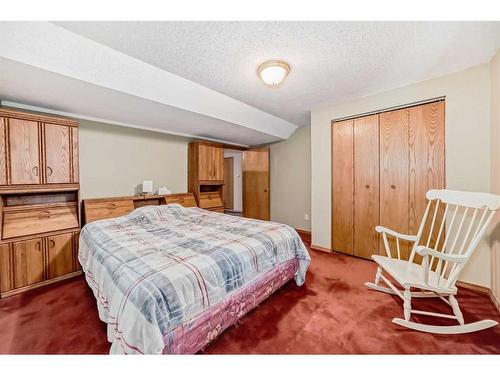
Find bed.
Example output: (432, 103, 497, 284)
(78, 204, 311, 354)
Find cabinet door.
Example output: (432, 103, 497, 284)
(13, 238, 44, 288)
(71, 127, 79, 183)
(198, 144, 213, 180)
(354, 115, 379, 259)
(0, 118, 7, 185)
(44, 123, 71, 183)
(380, 109, 410, 259)
(212, 147, 224, 180)
(8, 118, 41, 185)
(331, 120, 354, 255)
(0, 244, 13, 293)
(47, 232, 74, 279)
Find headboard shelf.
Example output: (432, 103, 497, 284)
(82, 193, 197, 225)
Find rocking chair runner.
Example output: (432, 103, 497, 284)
(365, 189, 500, 334)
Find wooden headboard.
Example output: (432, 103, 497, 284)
(82, 193, 197, 225)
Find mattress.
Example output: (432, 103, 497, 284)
(78, 204, 310, 354)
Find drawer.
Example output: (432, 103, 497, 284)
(84, 199, 135, 223)
(198, 192, 223, 209)
(2, 204, 79, 239)
(165, 193, 197, 208)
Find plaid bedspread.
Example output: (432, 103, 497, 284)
(79, 204, 310, 354)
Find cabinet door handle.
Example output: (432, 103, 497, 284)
(390, 184, 396, 189)
(47, 166, 53, 176)
(35, 241, 41, 251)
(365, 184, 370, 189)
(49, 240, 55, 248)
(32, 166, 39, 176)
(264, 188, 269, 192)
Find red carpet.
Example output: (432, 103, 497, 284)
(0, 233, 499, 354)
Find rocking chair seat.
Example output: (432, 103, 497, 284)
(372, 255, 457, 294)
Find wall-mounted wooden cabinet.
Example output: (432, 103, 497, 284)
(188, 141, 225, 212)
(0, 109, 79, 191)
(0, 108, 81, 299)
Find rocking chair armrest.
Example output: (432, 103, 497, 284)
(375, 226, 418, 242)
(414, 246, 468, 264)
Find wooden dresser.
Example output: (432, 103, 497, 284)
(188, 141, 225, 213)
(0, 108, 81, 298)
(82, 193, 197, 224)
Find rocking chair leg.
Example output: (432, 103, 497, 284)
(374, 266, 382, 286)
(449, 295, 465, 325)
(403, 288, 411, 321)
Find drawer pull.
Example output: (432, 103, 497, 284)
(365, 184, 370, 189)
(390, 184, 396, 189)
(179, 198, 185, 203)
(38, 210, 51, 218)
(106, 203, 117, 209)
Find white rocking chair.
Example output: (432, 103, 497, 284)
(365, 189, 500, 334)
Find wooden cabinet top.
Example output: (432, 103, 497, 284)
(0, 108, 78, 127)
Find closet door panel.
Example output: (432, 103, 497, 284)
(408, 101, 445, 247)
(332, 120, 354, 255)
(8, 118, 41, 185)
(354, 115, 379, 259)
(44, 123, 71, 183)
(380, 109, 410, 259)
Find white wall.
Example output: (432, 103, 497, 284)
(490, 49, 500, 306)
(224, 150, 243, 212)
(311, 63, 492, 287)
(270, 126, 311, 231)
(79, 120, 190, 199)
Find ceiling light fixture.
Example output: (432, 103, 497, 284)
(257, 60, 290, 86)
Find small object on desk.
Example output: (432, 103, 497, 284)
(142, 180, 153, 194)
(158, 186, 171, 195)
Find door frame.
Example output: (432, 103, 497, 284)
(223, 156, 234, 210)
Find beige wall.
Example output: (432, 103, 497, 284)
(79, 120, 190, 199)
(490, 50, 500, 306)
(270, 125, 311, 231)
(311, 63, 492, 287)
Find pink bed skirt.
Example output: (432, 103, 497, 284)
(162, 258, 299, 354)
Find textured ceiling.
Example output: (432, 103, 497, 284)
(56, 21, 500, 126)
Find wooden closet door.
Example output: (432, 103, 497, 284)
(379, 109, 410, 259)
(408, 101, 445, 245)
(332, 120, 354, 254)
(8, 118, 41, 185)
(44, 123, 71, 183)
(354, 115, 379, 259)
(13, 238, 44, 288)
